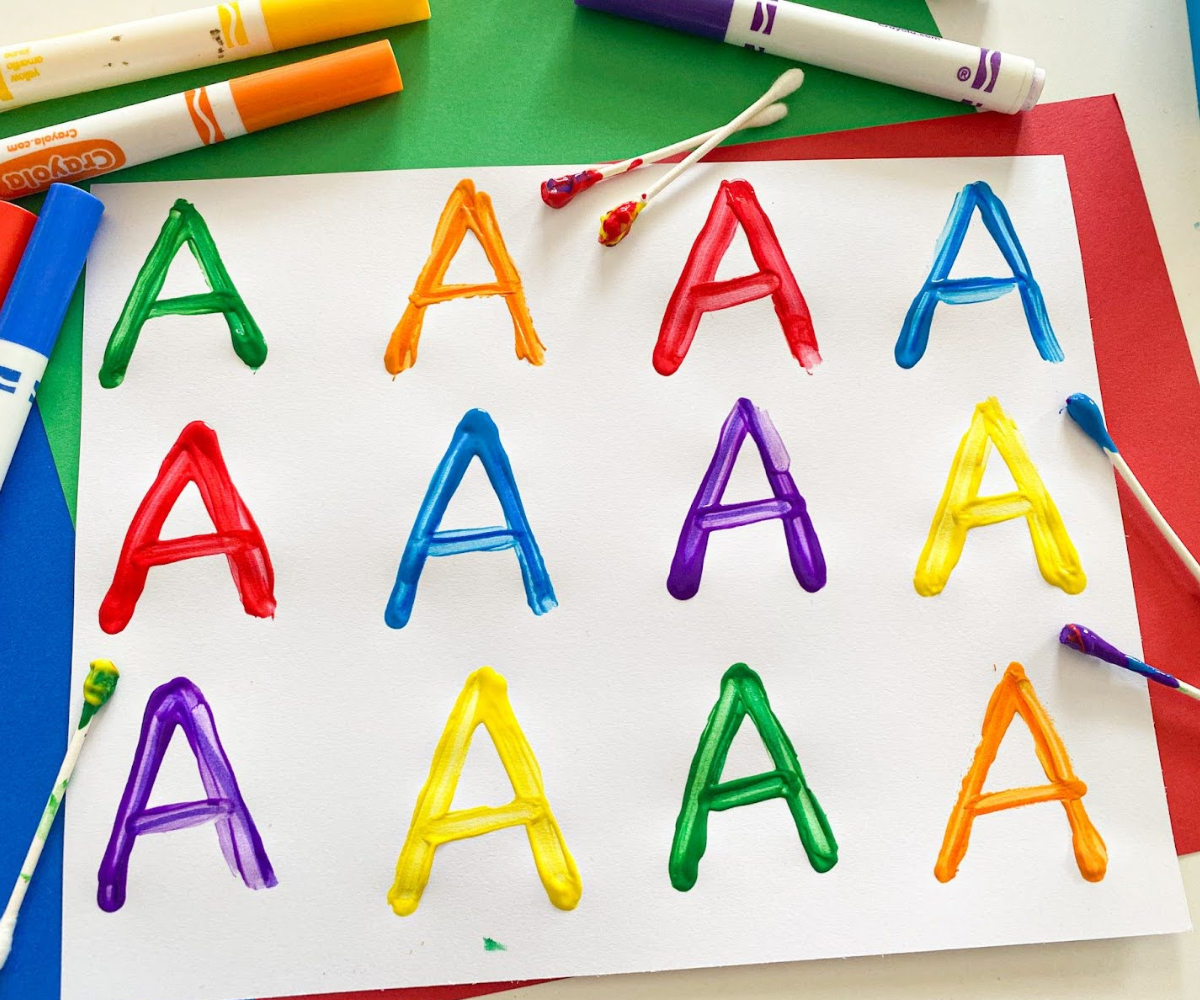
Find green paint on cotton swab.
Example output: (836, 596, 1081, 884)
(0, 660, 119, 971)
(80, 660, 120, 728)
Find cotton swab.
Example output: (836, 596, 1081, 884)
(597, 68, 806, 247)
(1065, 393, 1200, 589)
(1060, 624, 1200, 702)
(540, 102, 789, 209)
(0, 660, 120, 970)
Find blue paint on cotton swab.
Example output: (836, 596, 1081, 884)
(1064, 393, 1118, 452)
(1065, 393, 1200, 588)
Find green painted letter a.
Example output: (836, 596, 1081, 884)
(99, 199, 267, 388)
(669, 663, 838, 891)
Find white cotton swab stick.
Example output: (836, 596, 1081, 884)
(1065, 393, 1200, 588)
(0, 660, 120, 971)
(598, 68, 805, 247)
(540, 102, 788, 209)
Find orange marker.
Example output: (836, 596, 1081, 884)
(0, 41, 402, 200)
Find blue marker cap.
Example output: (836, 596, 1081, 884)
(0, 184, 104, 358)
(575, 0, 735, 42)
(1065, 392, 1118, 453)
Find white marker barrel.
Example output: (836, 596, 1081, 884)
(0, 83, 246, 200)
(576, 0, 1043, 115)
(0, 42, 402, 200)
(0, 4, 273, 111)
(723, 0, 1042, 114)
(0, 342, 47, 483)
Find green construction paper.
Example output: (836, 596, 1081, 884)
(0, 0, 967, 524)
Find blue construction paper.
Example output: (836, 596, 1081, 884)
(0, 407, 72, 1000)
(1189, 0, 1200, 113)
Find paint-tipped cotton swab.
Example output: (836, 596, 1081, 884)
(0, 660, 120, 970)
(1060, 624, 1200, 701)
(597, 68, 806, 247)
(541, 102, 788, 209)
(1065, 393, 1200, 589)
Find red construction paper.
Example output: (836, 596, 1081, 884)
(281, 95, 1200, 1000)
(273, 982, 552, 1000)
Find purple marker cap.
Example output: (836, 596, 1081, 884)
(575, 0, 736, 42)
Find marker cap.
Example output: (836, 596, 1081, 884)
(228, 40, 403, 134)
(0, 184, 104, 357)
(575, 0, 735, 42)
(0, 203, 37, 309)
(260, 0, 431, 52)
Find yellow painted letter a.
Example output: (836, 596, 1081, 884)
(389, 667, 581, 915)
(914, 397, 1085, 596)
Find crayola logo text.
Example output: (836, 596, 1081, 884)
(0, 140, 126, 197)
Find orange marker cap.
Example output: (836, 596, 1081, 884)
(259, 0, 431, 52)
(228, 40, 403, 135)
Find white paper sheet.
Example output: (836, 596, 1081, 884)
(66, 157, 1188, 1000)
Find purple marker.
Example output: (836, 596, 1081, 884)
(1060, 624, 1200, 702)
(575, 0, 1045, 114)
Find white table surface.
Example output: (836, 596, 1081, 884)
(7, 2, 1200, 998)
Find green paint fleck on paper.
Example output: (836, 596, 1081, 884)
(483, 937, 507, 952)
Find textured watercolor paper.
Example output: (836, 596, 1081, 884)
(65, 157, 1188, 1000)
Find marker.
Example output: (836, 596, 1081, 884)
(0, 0, 429, 112)
(1060, 624, 1200, 703)
(0, 660, 119, 969)
(0, 184, 103, 493)
(0, 203, 36, 306)
(574, 0, 1045, 115)
(0, 41, 403, 200)
(1065, 393, 1200, 591)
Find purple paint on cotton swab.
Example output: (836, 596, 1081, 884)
(1060, 624, 1200, 701)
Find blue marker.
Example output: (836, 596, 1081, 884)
(0, 184, 103, 494)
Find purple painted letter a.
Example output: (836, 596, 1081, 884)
(97, 676, 276, 912)
(667, 397, 826, 600)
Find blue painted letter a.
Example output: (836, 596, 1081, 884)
(385, 408, 556, 628)
(894, 180, 1062, 369)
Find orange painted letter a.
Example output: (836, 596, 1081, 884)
(935, 663, 1106, 883)
(386, 179, 545, 375)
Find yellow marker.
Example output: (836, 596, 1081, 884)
(914, 396, 1085, 597)
(0, 0, 429, 112)
(935, 663, 1107, 883)
(385, 179, 545, 375)
(389, 667, 582, 916)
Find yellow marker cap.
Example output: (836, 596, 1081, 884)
(259, 0, 431, 52)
